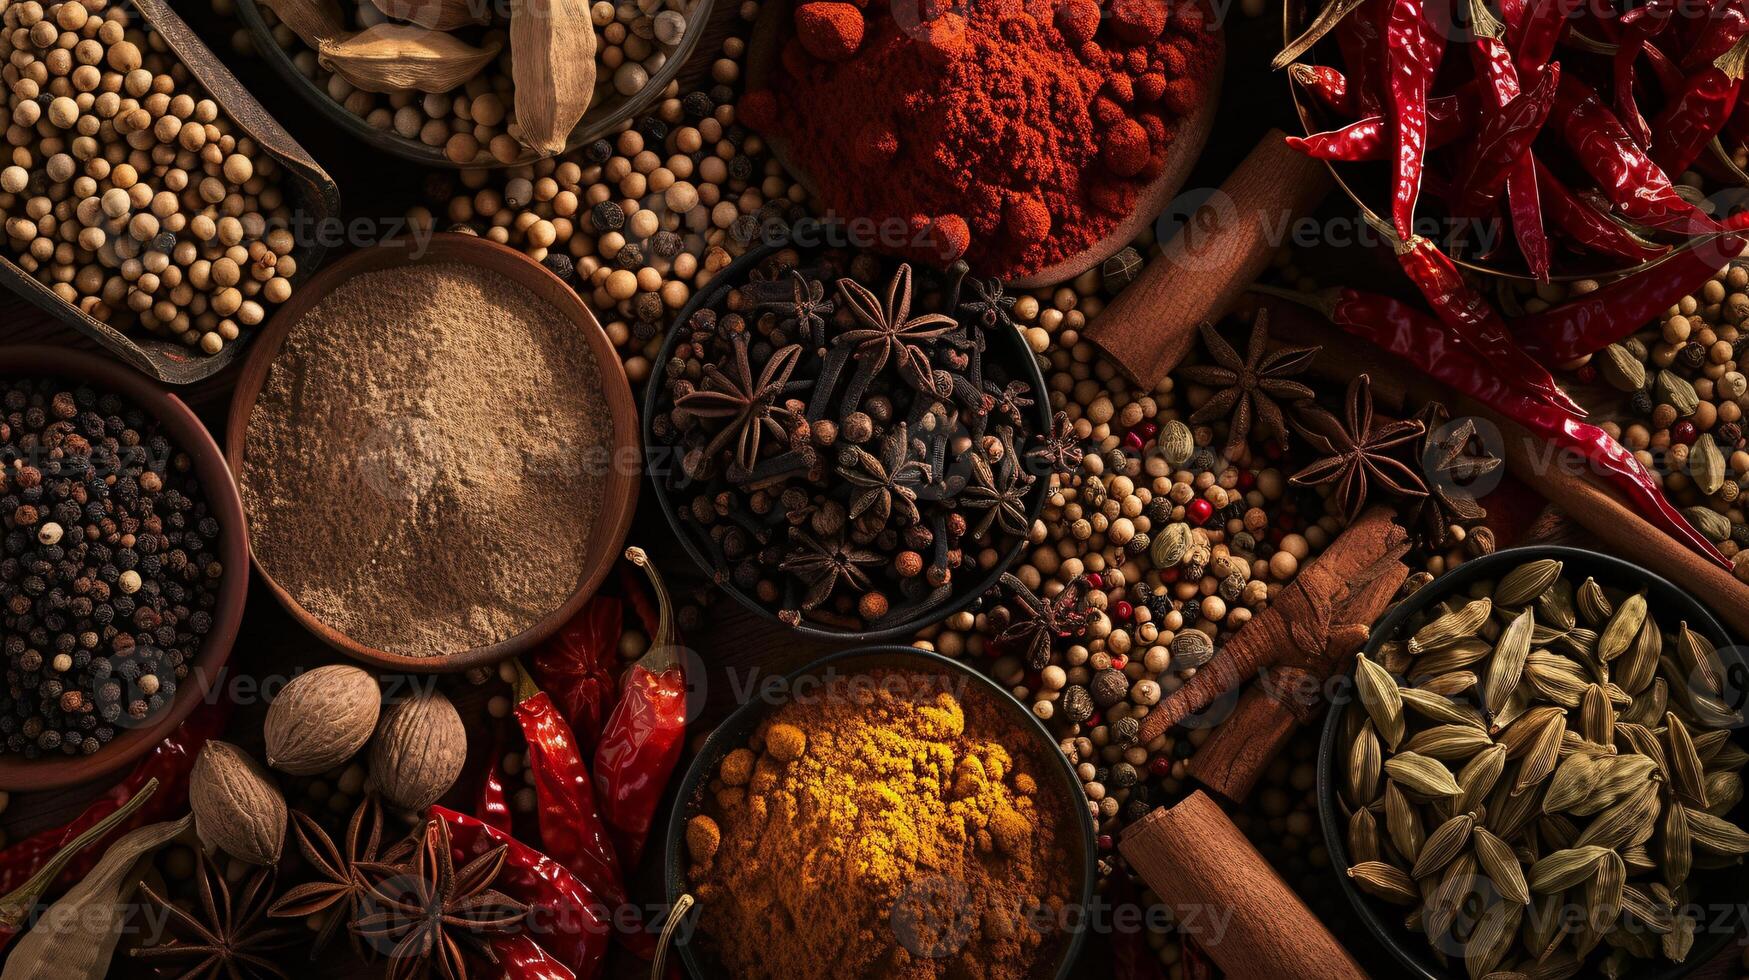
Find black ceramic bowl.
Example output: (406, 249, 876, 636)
(657, 645, 1096, 979)
(1317, 545, 1746, 979)
(642, 223, 1053, 642)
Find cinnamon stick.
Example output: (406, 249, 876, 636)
(1138, 507, 1410, 745)
(1086, 130, 1332, 389)
(1120, 791, 1367, 980)
(1188, 567, 1403, 804)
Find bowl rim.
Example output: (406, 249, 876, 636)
(230, 0, 711, 170)
(658, 644, 1098, 980)
(0, 346, 248, 790)
(222, 234, 640, 673)
(640, 222, 1054, 642)
(1316, 544, 1743, 980)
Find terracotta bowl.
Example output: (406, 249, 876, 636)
(0, 347, 248, 791)
(224, 235, 640, 673)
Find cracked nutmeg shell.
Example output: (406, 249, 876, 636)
(369, 688, 467, 811)
(190, 740, 287, 866)
(264, 664, 382, 776)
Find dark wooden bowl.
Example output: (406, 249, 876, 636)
(0, 347, 248, 791)
(0, 0, 339, 386)
(232, 0, 711, 169)
(659, 646, 1097, 979)
(223, 235, 640, 673)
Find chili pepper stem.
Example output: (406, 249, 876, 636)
(0, 778, 159, 929)
(1274, 0, 1370, 70)
(625, 547, 678, 673)
(1467, 0, 1504, 38)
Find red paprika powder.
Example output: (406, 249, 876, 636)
(741, 0, 1218, 278)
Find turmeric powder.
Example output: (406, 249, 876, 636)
(686, 668, 1079, 980)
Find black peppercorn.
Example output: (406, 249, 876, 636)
(591, 201, 626, 232)
(1091, 669, 1128, 708)
(1060, 686, 1094, 724)
(584, 139, 613, 164)
(681, 91, 715, 120)
(542, 254, 576, 285)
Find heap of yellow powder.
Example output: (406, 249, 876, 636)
(685, 669, 1076, 980)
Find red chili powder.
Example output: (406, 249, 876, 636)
(742, 0, 1219, 278)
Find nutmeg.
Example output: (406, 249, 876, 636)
(369, 688, 467, 810)
(189, 740, 286, 866)
(264, 664, 381, 775)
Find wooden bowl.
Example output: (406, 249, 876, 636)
(0, 0, 339, 386)
(744, 2, 1224, 287)
(232, 0, 711, 169)
(223, 235, 640, 673)
(0, 347, 248, 791)
(659, 646, 1097, 979)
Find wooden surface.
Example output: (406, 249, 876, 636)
(1121, 790, 1368, 980)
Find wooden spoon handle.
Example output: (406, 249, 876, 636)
(1086, 130, 1332, 390)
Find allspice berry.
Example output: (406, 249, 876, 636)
(1060, 685, 1094, 724)
(1090, 668, 1129, 708)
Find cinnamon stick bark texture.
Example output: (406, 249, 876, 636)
(1120, 791, 1368, 980)
(1187, 566, 1404, 804)
(1086, 130, 1333, 389)
(1138, 507, 1410, 745)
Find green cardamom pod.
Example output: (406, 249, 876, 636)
(1656, 369, 1701, 416)
(1683, 506, 1732, 543)
(1158, 420, 1194, 468)
(1150, 521, 1192, 567)
(1598, 344, 1648, 392)
(1689, 434, 1725, 497)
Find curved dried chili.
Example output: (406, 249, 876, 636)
(1385, 0, 1448, 237)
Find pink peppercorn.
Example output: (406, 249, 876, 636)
(1084, 572, 1103, 590)
(1114, 601, 1133, 621)
(1124, 430, 1145, 451)
(1187, 498, 1214, 524)
(1674, 420, 1698, 444)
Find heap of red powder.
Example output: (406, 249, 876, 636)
(740, 0, 1217, 279)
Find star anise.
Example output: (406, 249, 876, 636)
(1028, 412, 1085, 477)
(1289, 374, 1427, 525)
(997, 573, 1089, 670)
(834, 263, 960, 403)
(838, 422, 932, 525)
(1177, 311, 1320, 457)
(764, 269, 833, 353)
(268, 794, 408, 960)
(675, 332, 803, 478)
(1408, 402, 1502, 549)
(986, 379, 1035, 433)
(133, 851, 296, 979)
(778, 529, 884, 616)
(959, 276, 1016, 330)
(351, 816, 528, 980)
(959, 437, 1036, 538)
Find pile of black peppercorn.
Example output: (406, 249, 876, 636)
(0, 379, 224, 758)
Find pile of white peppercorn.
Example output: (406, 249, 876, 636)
(0, 0, 299, 354)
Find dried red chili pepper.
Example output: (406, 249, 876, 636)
(1514, 0, 1582, 72)
(1473, 34, 1522, 107)
(1290, 63, 1359, 115)
(1515, 233, 1749, 362)
(1385, 225, 1586, 415)
(1286, 96, 1465, 160)
(1278, 0, 1375, 70)
(1451, 63, 1560, 222)
(0, 700, 228, 898)
(530, 593, 625, 750)
(511, 660, 624, 907)
(477, 732, 515, 834)
(1385, 0, 1447, 237)
(434, 806, 611, 980)
(1533, 157, 1673, 262)
(1684, 0, 1749, 70)
(494, 934, 577, 980)
(1505, 154, 1551, 280)
(1644, 39, 1689, 99)
(1256, 285, 1733, 568)
(1551, 74, 1719, 234)
(1651, 39, 1749, 176)
(1335, 0, 1388, 114)
(1612, 3, 1673, 147)
(594, 547, 688, 871)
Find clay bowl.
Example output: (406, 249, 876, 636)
(744, 0, 1224, 288)
(0, 347, 248, 791)
(0, 0, 339, 386)
(224, 235, 640, 673)
(658, 645, 1097, 979)
(1316, 545, 1746, 980)
(232, 0, 711, 169)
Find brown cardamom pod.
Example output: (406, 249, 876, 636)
(261, 0, 349, 48)
(319, 23, 502, 95)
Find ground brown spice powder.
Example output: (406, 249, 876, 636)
(241, 261, 608, 656)
(684, 669, 1079, 980)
